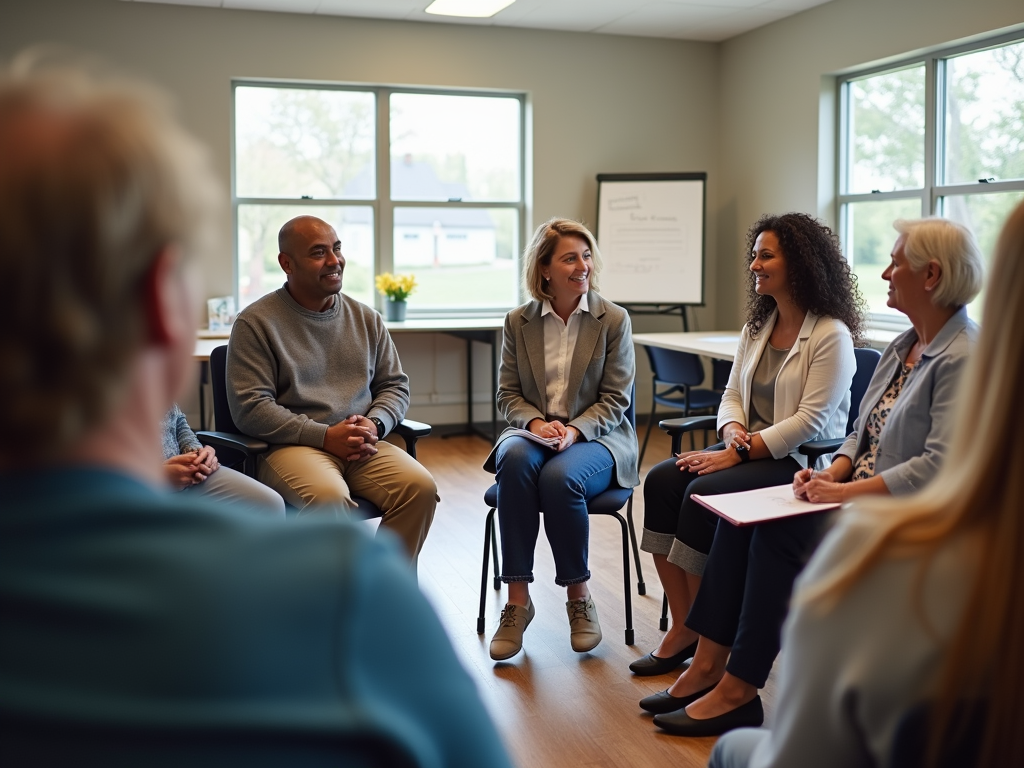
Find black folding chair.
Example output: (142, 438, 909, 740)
(476, 386, 643, 645)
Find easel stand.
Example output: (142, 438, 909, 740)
(619, 303, 692, 332)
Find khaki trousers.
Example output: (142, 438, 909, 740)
(258, 441, 437, 560)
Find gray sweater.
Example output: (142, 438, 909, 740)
(227, 287, 410, 448)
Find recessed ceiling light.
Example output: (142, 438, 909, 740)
(424, 0, 515, 19)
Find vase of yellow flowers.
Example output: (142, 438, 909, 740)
(375, 272, 417, 322)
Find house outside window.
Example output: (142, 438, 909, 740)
(233, 84, 526, 315)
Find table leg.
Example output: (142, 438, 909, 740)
(440, 329, 499, 444)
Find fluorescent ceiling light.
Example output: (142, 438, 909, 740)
(424, 0, 515, 18)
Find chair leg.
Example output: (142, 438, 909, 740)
(477, 508, 497, 634)
(610, 511, 635, 646)
(637, 401, 658, 468)
(404, 435, 418, 461)
(490, 513, 501, 590)
(625, 498, 646, 595)
(660, 592, 669, 632)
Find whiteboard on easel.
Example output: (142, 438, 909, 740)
(595, 173, 705, 305)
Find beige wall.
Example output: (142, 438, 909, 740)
(716, 0, 1024, 328)
(2, 0, 720, 423)
(5, 0, 1023, 425)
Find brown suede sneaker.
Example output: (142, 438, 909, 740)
(566, 596, 602, 652)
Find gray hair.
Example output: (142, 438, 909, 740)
(0, 53, 223, 462)
(893, 217, 984, 309)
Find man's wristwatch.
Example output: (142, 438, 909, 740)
(369, 417, 386, 439)
(735, 444, 750, 463)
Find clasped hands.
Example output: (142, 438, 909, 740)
(528, 418, 579, 452)
(164, 445, 220, 490)
(674, 423, 750, 476)
(792, 468, 845, 503)
(324, 415, 379, 462)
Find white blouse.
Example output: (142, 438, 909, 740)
(541, 293, 590, 419)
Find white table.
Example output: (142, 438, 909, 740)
(194, 317, 506, 441)
(632, 331, 741, 361)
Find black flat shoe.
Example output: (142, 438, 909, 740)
(638, 685, 714, 715)
(653, 695, 764, 737)
(629, 640, 699, 676)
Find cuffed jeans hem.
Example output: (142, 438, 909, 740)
(500, 575, 535, 584)
(641, 528, 674, 555)
(555, 572, 591, 587)
(668, 540, 708, 576)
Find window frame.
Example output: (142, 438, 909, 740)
(836, 29, 1024, 331)
(231, 79, 528, 317)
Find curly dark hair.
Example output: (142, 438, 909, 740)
(744, 212, 864, 342)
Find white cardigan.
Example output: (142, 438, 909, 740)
(717, 311, 855, 468)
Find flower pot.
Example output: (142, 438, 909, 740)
(385, 299, 407, 322)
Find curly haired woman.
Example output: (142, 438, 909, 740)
(634, 213, 863, 735)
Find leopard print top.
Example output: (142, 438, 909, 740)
(850, 363, 911, 481)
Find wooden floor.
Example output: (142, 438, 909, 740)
(391, 426, 778, 768)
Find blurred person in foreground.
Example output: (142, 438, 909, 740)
(0, 56, 511, 768)
(709, 201, 1024, 767)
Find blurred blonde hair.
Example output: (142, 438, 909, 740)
(522, 217, 603, 302)
(893, 217, 984, 309)
(802, 200, 1024, 765)
(0, 51, 223, 462)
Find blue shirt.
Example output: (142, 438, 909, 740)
(0, 468, 512, 768)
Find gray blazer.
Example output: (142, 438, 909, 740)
(835, 306, 978, 496)
(483, 291, 639, 489)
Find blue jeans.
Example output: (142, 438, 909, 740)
(494, 437, 615, 586)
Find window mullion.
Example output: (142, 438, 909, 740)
(377, 88, 393, 312)
(925, 56, 939, 217)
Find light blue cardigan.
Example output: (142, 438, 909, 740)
(835, 306, 978, 495)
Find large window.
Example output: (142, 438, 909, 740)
(234, 84, 525, 314)
(838, 34, 1024, 325)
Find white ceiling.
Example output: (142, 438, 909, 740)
(122, 0, 835, 42)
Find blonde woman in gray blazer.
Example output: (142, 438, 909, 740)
(638, 213, 862, 738)
(482, 218, 638, 661)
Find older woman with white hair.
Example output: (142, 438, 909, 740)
(792, 217, 984, 505)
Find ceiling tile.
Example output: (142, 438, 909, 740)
(119, 0, 837, 41)
(499, 0, 636, 33)
(315, 0, 419, 18)
(222, 0, 319, 12)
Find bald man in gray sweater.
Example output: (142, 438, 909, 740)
(227, 216, 436, 560)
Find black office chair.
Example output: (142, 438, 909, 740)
(653, 346, 882, 629)
(195, 344, 432, 520)
(889, 700, 986, 768)
(798, 347, 881, 465)
(638, 346, 721, 467)
(476, 386, 642, 645)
